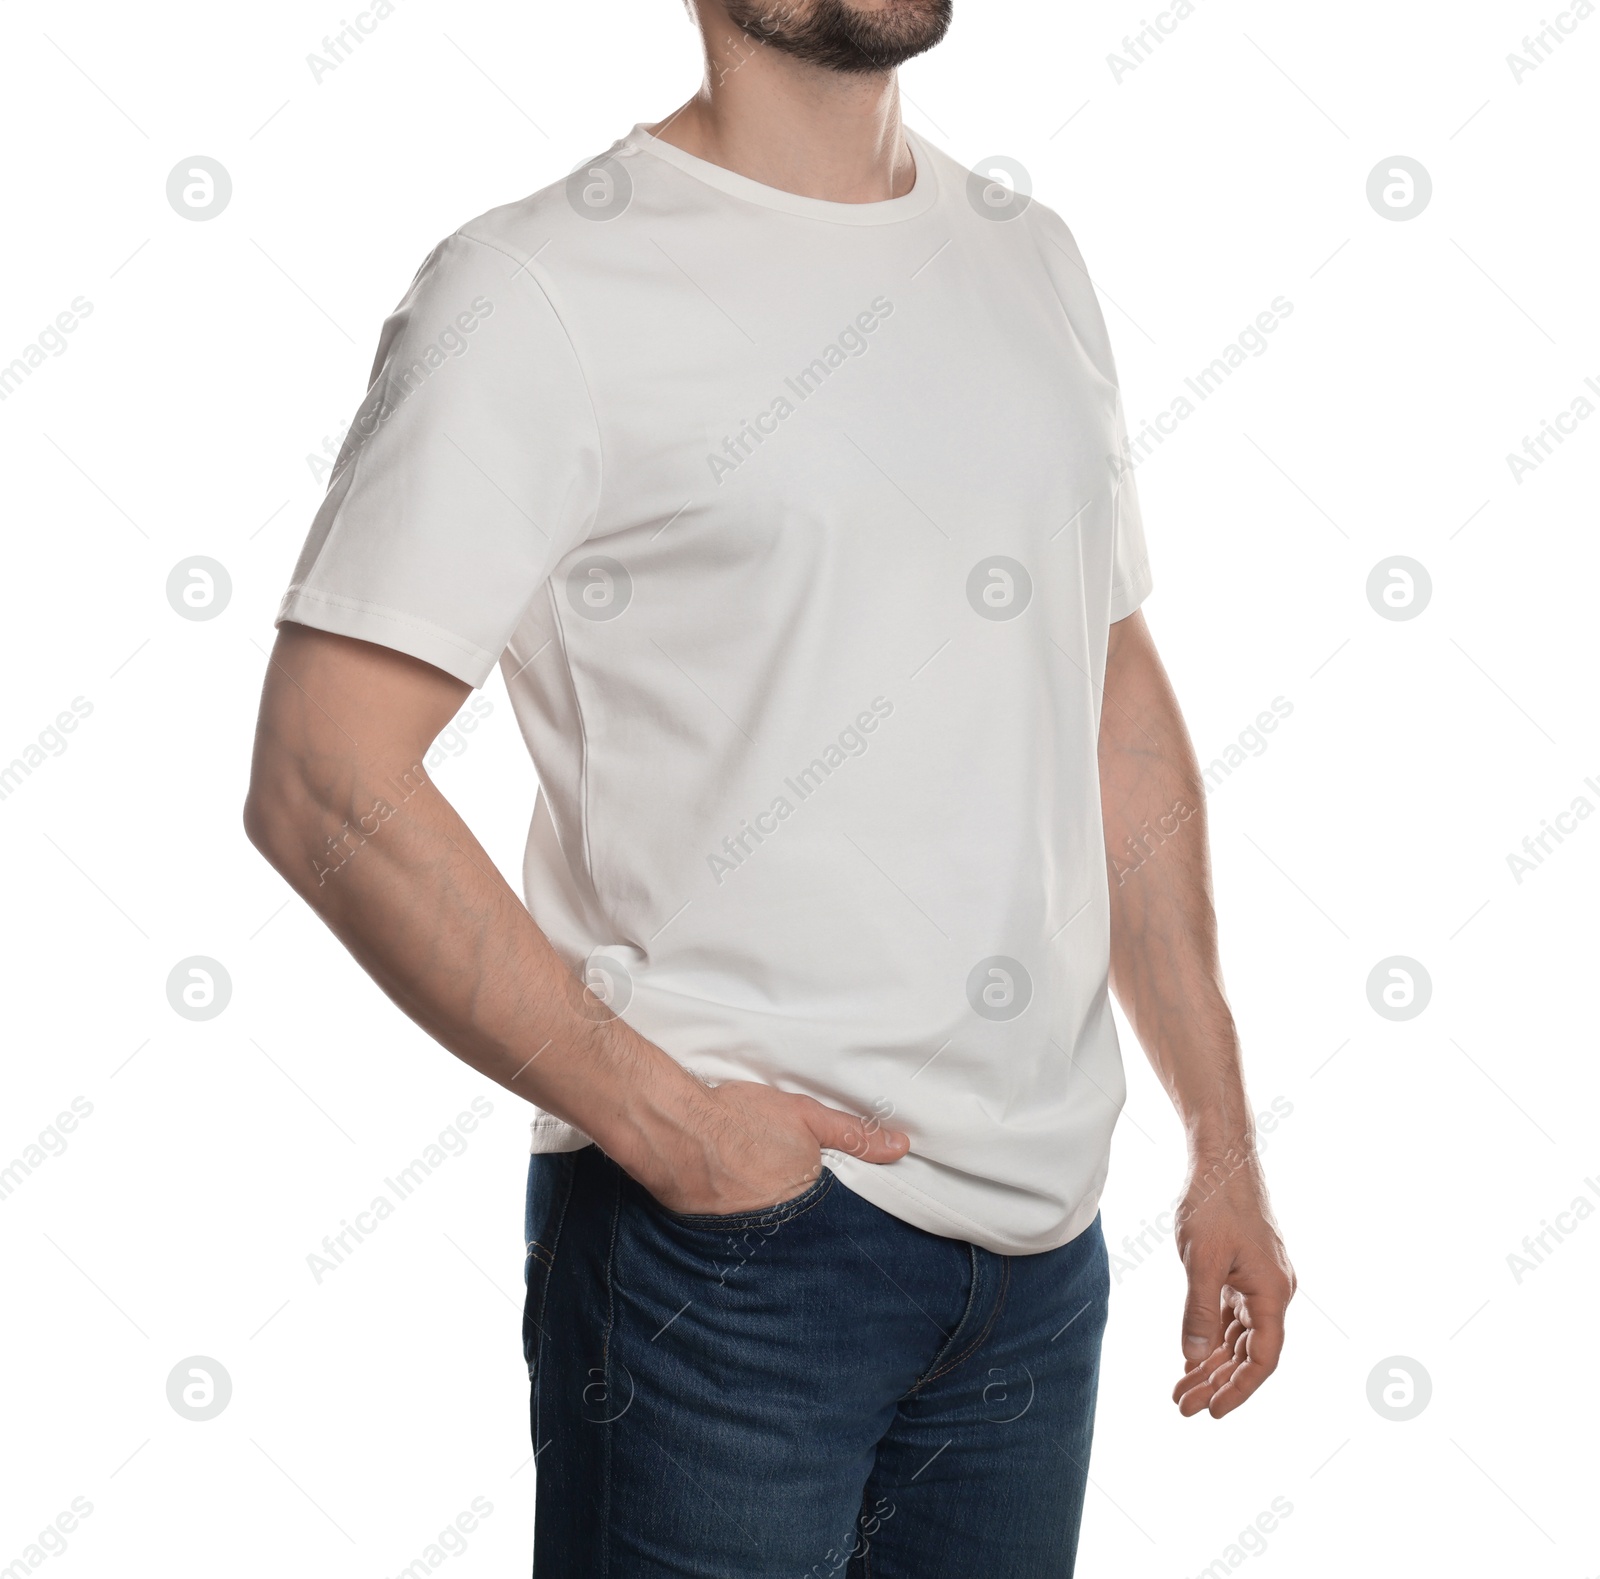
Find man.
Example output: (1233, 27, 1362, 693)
(245, 1, 1295, 1573)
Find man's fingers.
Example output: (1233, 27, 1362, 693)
(1171, 1348, 1227, 1404)
(1176, 1291, 1288, 1418)
(1231, 1287, 1288, 1378)
(1180, 1256, 1230, 1364)
(799, 1098, 909, 1163)
(1176, 1352, 1240, 1416)
(1170, 1319, 1242, 1402)
(1170, 1235, 1293, 1418)
(1207, 1339, 1279, 1416)
(1207, 1359, 1269, 1418)
(1205, 1294, 1287, 1417)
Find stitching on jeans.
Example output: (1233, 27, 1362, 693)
(923, 1254, 1012, 1386)
(906, 1242, 983, 1397)
(916, 1254, 1013, 1390)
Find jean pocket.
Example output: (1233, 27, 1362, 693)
(523, 1150, 577, 1381)
(647, 1167, 835, 1232)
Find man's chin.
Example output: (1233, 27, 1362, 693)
(722, 0, 954, 75)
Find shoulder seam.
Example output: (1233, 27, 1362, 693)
(445, 229, 609, 542)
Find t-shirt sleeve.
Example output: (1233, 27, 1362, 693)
(275, 230, 602, 687)
(1025, 201, 1154, 624)
(1107, 393, 1153, 623)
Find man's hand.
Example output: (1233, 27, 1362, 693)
(635, 1078, 910, 1216)
(1170, 1151, 1295, 1418)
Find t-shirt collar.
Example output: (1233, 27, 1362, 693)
(618, 121, 940, 225)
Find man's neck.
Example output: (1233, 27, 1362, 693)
(645, 20, 915, 204)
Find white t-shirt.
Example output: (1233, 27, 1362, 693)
(277, 124, 1153, 1255)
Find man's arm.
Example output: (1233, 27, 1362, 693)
(242, 623, 907, 1212)
(1098, 610, 1296, 1418)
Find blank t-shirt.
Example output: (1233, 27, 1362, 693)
(277, 124, 1153, 1255)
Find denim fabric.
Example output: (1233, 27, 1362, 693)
(523, 1146, 1108, 1578)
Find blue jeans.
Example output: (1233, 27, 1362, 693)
(523, 1146, 1109, 1578)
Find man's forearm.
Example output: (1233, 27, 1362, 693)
(1097, 613, 1252, 1158)
(242, 647, 717, 1189)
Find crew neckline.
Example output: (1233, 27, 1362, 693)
(619, 122, 940, 225)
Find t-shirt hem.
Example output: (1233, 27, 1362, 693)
(528, 1115, 592, 1153)
(1109, 560, 1154, 623)
(822, 1149, 1101, 1256)
(276, 587, 497, 688)
(522, 1129, 1099, 1254)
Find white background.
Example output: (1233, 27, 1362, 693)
(2, 0, 1596, 1574)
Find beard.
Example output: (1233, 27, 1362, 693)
(720, 0, 953, 74)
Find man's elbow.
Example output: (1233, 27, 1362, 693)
(242, 787, 277, 865)
(242, 755, 315, 881)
